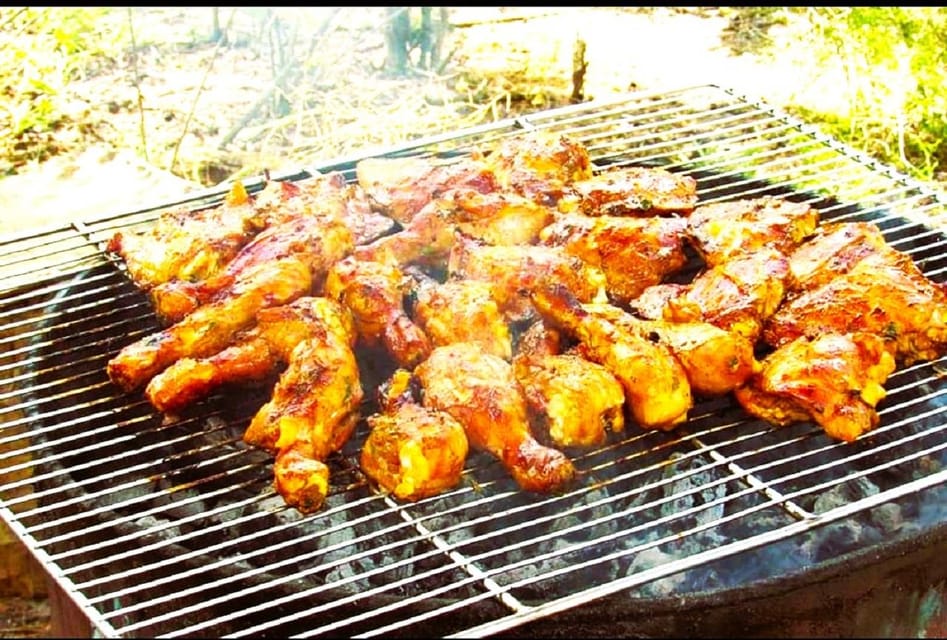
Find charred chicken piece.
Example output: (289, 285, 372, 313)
(783, 221, 892, 292)
(513, 352, 626, 448)
(360, 369, 470, 501)
(687, 196, 820, 266)
(476, 131, 593, 205)
(356, 155, 499, 224)
(557, 166, 699, 217)
(414, 342, 576, 493)
(448, 233, 608, 324)
(243, 299, 364, 513)
(631, 248, 790, 342)
(735, 332, 897, 443)
(144, 296, 357, 414)
(412, 278, 513, 361)
(763, 243, 947, 364)
(106, 180, 262, 291)
(353, 188, 555, 269)
(532, 285, 693, 430)
(514, 319, 564, 359)
(583, 302, 760, 397)
(149, 190, 355, 325)
(539, 213, 690, 306)
(324, 255, 431, 369)
(107, 256, 313, 393)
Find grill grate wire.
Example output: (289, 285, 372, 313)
(1, 84, 947, 637)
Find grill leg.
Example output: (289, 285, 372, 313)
(45, 574, 91, 638)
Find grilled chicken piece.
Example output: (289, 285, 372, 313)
(414, 342, 576, 493)
(360, 369, 469, 501)
(149, 193, 355, 325)
(557, 166, 699, 217)
(324, 255, 431, 369)
(145, 296, 356, 414)
(513, 352, 626, 448)
(107, 257, 313, 392)
(448, 233, 608, 324)
(764, 242, 947, 364)
(356, 155, 499, 224)
(687, 196, 820, 266)
(631, 248, 790, 342)
(735, 332, 897, 442)
(412, 278, 513, 361)
(583, 302, 760, 397)
(353, 188, 555, 269)
(255, 172, 397, 245)
(783, 221, 893, 292)
(106, 180, 262, 291)
(476, 131, 593, 205)
(514, 320, 564, 359)
(532, 285, 692, 430)
(243, 299, 364, 514)
(539, 213, 690, 305)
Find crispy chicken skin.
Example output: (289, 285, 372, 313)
(356, 155, 499, 224)
(687, 196, 820, 266)
(360, 369, 470, 501)
(353, 188, 554, 268)
(532, 285, 693, 430)
(107, 257, 313, 392)
(783, 221, 891, 292)
(145, 296, 357, 414)
(557, 166, 699, 217)
(513, 352, 626, 448)
(583, 302, 760, 396)
(324, 255, 432, 369)
(764, 245, 947, 364)
(631, 248, 790, 342)
(150, 201, 355, 324)
(414, 343, 576, 493)
(106, 180, 262, 291)
(735, 332, 897, 442)
(514, 320, 564, 359)
(448, 233, 608, 324)
(476, 131, 593, 205)
(539, 213, 690, 305)
(243, 300, 364, 513)
(412, 278, 513, 361)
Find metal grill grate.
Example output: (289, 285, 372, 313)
(2, 84, 947, 638)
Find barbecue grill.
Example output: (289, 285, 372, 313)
(3, 83, 947, 638)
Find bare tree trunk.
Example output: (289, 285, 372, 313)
(385, 7, 411, 75)
(571, 35, 588, 103)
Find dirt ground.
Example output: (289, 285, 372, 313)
(0, 6, 817, 637)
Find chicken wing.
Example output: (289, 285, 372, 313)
(243, 300, 364, 513)
(414, 342, 576, 493)
(107, 256, 313, 392)
(324, 255, 431, 369)
(583, 302, 760, 396)
(687, 196, 820, 266)
(447, 233, 608, 324)
(557, 165, 699, 217)
(539, 213, 690, 305)
(360, 369, 470, 501)
(734, 332, 896, 442)
(412, 278, 513, 361)
(630, 248, 790, 342)
(106, 180, 262, 291)
(531, 285, 692, 430)
(513, 352, 626, 448)
(149, 196, 355, 324)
